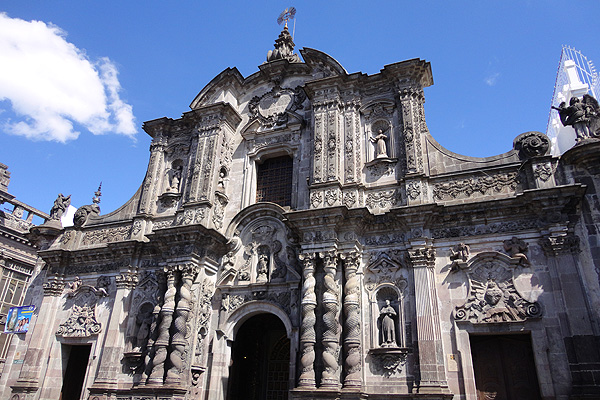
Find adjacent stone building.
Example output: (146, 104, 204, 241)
(0, 164, 48, 375)
(2, 27, 600, 400)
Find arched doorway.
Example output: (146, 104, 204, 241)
(227, 313, 290, 400)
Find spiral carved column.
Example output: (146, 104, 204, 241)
(341, 252, 361, 388)
(298, 252, 317, 387)
(147, 268, 178, 385)
(320, 250, 341, 388)
(166, 264, 198, 384)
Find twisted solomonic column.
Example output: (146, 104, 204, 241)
(298, 252, 317, 387)
(341, 252, 361, 388)
(147, 267, 178, 385)
(320, 250, 341, 388)
(166, 264, 199, 385)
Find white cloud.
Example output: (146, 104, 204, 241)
(0, 13, 136, 142)
(484, 72, 500, 87)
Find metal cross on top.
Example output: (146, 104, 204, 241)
(277, 7, 296, 28)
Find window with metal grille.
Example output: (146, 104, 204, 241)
(256, 155, 293, 207)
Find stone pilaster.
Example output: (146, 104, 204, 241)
(92, 270, 138, 389)
(320, 250, 341, 389)
(297, 252, 317, 388)
(399, 89, 426, 176)
(340, 252, 361, 388)
(541, 227, 600, 397)
(408, 243, 448, 392)
(139, 136, 166, 215)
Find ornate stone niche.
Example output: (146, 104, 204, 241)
(453, 252, 542, 324)
(365, 255, 410, 375)
(123, 271, 161, 371)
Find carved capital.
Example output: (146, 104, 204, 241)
(299, 252, 316, 273)
(340, 251, 360, 271)
(43, 275, 65, 297)
(541, 234, 581, 256)
(408, 246, 436, 268)
(115, 271, 139, 289)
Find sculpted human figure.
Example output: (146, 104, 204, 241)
(257, 254, 269, 283)
(553, 95, 600, 141)
(380, 300, 397, 347)
(50, 193, 71, 220)
(169, 166, 182, 192)
(370, 129, 389, 158)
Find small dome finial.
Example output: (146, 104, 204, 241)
(267, 7, 300, 63)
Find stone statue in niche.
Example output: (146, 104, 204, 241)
(379, 300, 397, 347)
(168, 166, 182, 192)
(370, 129, 389, 158)
(257, 254, 269, 283)
(132, 303, 154, 352)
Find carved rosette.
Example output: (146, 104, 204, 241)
(341, 252, 361, 387)
(298, 252, 317, 387)
(513, 131, 550, 159)
(454, 258, 542, 324)
(320, 251, 341, 388)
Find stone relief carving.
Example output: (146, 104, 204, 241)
(432, 219, 540, 239)
(454, 255, 542, 324)
(343, 192, 357, 208)
(406, 181, 420, 200)
(366, 189, 400, 213)
(56, 278, 108, 337)
(193, 279, 214, 367)
(433, 172, 518, 201)
(310, 191, 322, 208)
(81, 225, 132, 246)
(247, 85, 306, 129)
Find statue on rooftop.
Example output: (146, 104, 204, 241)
(553, 94, 600, 141)
(49, 193, 71, 220)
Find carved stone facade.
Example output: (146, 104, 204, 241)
(3, 29, 600, 400)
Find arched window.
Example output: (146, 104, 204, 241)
(256, 155, 293, 207)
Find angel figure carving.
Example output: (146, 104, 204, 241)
(553, 94, 600, 141)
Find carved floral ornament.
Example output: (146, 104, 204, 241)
(453, 252, 542, 324)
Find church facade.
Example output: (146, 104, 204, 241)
(2, 27, 600, 400)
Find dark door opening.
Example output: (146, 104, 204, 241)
(60, 344, 91, 400)
(227, 313, 290, 400)
(470, 334, 541, 400)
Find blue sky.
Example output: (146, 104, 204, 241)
(1, 1, 600, 216)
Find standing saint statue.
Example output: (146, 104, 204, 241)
(257, 254, 269, 283)
(370, 129, 389, 158)
(380, 300, 397, 347)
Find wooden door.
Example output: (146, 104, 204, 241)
(470, 334, 541, 400)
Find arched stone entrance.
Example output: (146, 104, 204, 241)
(227, 313, 290, 400)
